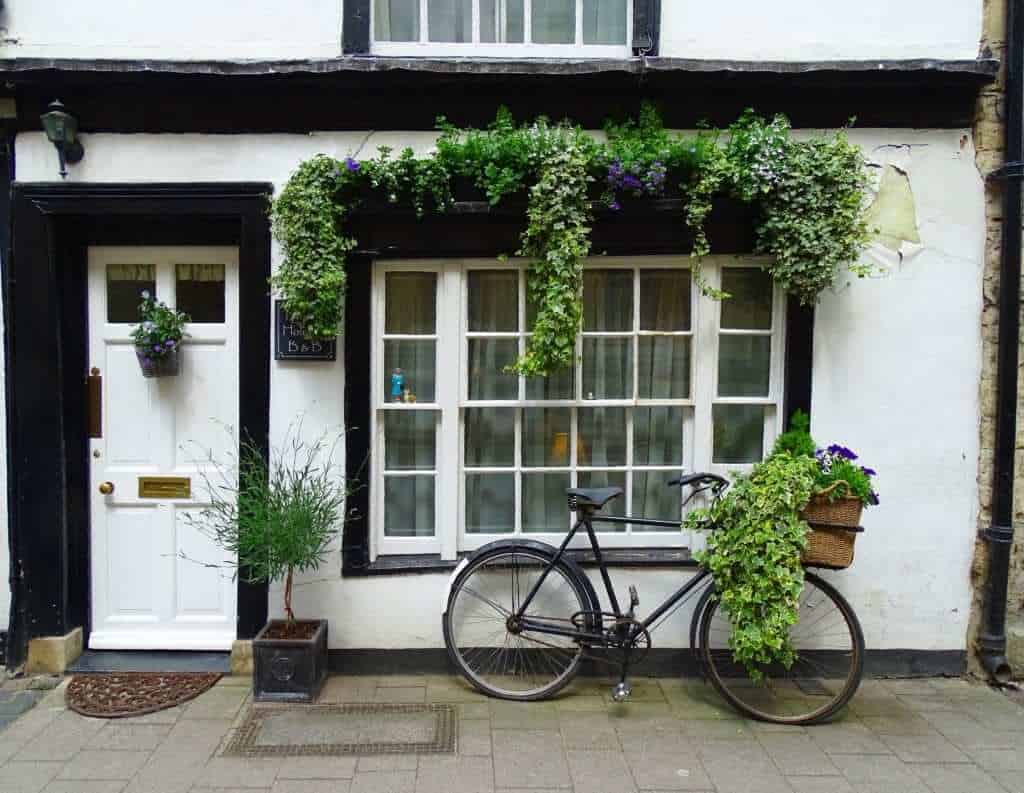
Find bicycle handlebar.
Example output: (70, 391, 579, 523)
(667, 472, 729, 490)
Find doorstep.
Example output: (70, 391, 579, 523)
(67, 650, 230, 674)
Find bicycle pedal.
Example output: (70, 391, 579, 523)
(628, 585, 640, 610)
(611, 681, 633, 702)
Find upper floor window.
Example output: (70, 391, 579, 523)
(372, 0, 633, 57)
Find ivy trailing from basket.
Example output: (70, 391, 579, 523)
(270, 105, 874, 371)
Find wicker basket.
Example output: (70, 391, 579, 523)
(799, 481, 864, 569)
(136, 347, 180, 378)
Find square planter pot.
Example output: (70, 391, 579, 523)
(252, 619, 328, 703)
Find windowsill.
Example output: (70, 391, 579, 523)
(350, 547, 694, 576)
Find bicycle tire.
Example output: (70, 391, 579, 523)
(698, 571, 865, 724)
(443, 543, 593, 701)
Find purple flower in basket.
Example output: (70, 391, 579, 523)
(165, 339, 176, 348)
(153, 344, 162, 352)
(826, 443, 858, 461)
(861, 466, 877, 477)
(868, 490, 880, 506)
(344, 157, 360, 172)
(609, 200, 621, 211)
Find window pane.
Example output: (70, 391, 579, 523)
(721, 268, 773, 330)
(583, 0, 627, 44)
(385, 340, 436, 403)
(107, 263, 155, 323)
(640, 269, 690, 331)
(468, 338, 518, 400)
(713, 404, 765, 463)
(632, 472, 681, 528)
(525, 366, 574, 400)
(384, 411, 436, 470)
(633, 407, 683, 466)
(385, 477, 435, 536)
(428, 0, 472, 42)
(718, 336, 771, 397)
(468, 270, 518, 332)
(523, 408, 571, 467)
(531, 0, 575, 43)
(465, 473, 515, 533)
(481, 0, 525, 42)
(465, 407, 515, 467)
(175, 263, 225, 323)
(386, 272, 436, 334)
(522, 473, 569, 533)
(583, 269, 633, 331)
(578, 407, 627, 466)
(375, 0, 420, 41)
(578, 471, 626, 526)
(638, 336, 690, 399)
(582, 338, 632, 399)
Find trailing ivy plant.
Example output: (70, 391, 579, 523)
(684, 453, 819, 681)
(270, 105, 874, 372)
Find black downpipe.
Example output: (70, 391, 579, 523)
(979, 0, 1023, 683)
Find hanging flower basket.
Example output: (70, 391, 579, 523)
(136, 346, 180, 378)
(799, 481, 863, 569)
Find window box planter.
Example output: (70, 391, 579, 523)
(253, 619, 328, 703)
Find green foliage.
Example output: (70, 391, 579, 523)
(685, 453, 819, 680)
(271, 105, 874, 368)
(131, 292, 189, 359)
(185, 428, 349, 623)
(770, 409, 817, 458)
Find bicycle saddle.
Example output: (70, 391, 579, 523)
(566, 487, 623, 510)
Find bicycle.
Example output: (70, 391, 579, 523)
(442, 473, 865, 725)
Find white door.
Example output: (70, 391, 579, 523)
(88, 246, 240, 650)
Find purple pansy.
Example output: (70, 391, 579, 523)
(826, 443, 858, 461)
(861, 466, 876, 477)
(344, 157, 360, 172)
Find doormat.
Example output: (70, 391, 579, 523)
(66, 672, 222, 718)
(224, 703, 456, 756)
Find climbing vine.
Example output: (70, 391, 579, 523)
(271, 105, 874, 372)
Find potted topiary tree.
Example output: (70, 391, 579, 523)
(185, 428, 348, 702)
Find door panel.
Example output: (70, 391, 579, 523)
(88, 246, 240, 651)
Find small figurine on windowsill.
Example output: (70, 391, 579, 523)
(391, 368, 405, 403)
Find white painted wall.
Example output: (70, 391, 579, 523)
(13, 127, 983, 652)
(0, 1, 982, 62)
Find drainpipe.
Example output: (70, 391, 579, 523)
(980, 0, 1023, 683)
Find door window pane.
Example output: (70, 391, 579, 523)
(582, 338, 632, 399)
(713, 404, 765, 463)
(633, 407, 683, 466)
(480, 0, 525, 42)
(584, 269, 633, 331)
(468, 338, 518, 400)
(385, 477, 435, 536)
(523, 408, 571, 467)
(638, 336, 690, 399)
(375, 0, 419, 41)
(386, 272, 436, 334)
(633, 472, 681, 527)
(522, 473, 569, 532)
(384, 411, 436, 470)
(468, 270, 518, 331)
(465, 408, 515, 467)
(466, 473, 515, 533)
(721, 268, 773, 330)
(385, 340, 436, 403)
(531, 0, 575, 42)
(578, 407, 627, 466)
(578, 470, 626, 524)
(175, 263, 224, 323)
(583, 0, 627, 44)
(107, 263, 155, 323)
(640, 269, 690, 331)
(718, 336, 771, 397)
(429, 0, 472, 42)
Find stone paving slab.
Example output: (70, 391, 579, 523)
(0, 675, 1018, 793)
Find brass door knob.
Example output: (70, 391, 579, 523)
(98, 481, 115, 495)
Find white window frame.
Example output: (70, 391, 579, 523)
(371, 0, 634, 58)
(369, 255, 785, 561)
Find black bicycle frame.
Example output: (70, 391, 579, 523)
(513, 509, 711, 645)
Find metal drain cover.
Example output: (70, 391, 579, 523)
(225, 704, 457, 756)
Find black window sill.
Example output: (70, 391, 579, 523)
(348, 547, 694, 576)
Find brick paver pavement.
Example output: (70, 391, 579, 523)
(0, 674, 1020, 793)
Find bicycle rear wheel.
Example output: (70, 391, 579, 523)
(443, 545, 590, 701)
(698, 571, 864, 724)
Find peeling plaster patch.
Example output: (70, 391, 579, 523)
(863, 163, 924, 270)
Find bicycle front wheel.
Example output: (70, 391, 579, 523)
(443, 545, 590, 701)
(698, 571, 864, 724)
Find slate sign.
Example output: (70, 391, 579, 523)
(275, 301, 337, 361)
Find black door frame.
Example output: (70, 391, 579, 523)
(3, 183, 272, 668)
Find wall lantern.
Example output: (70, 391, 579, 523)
(40, 99, 85, 178)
